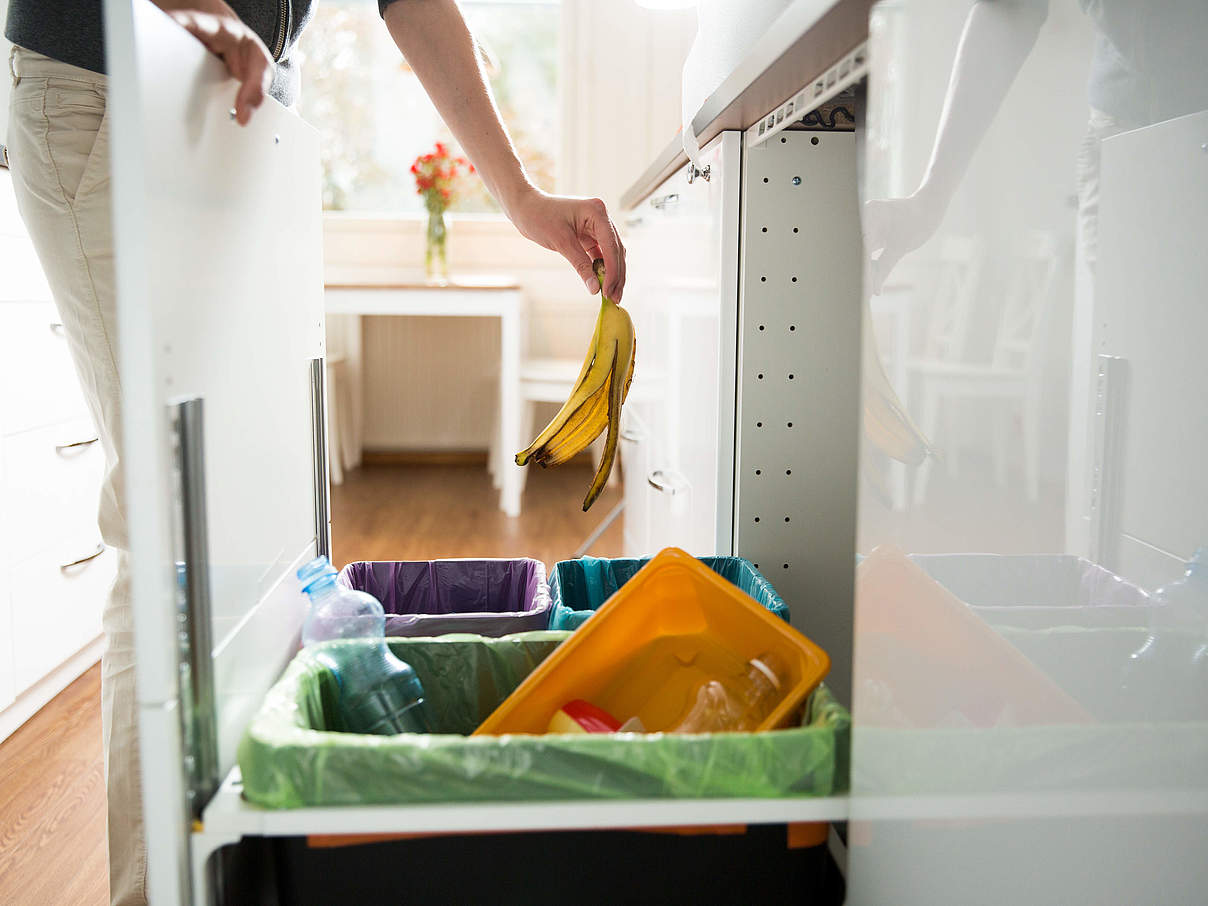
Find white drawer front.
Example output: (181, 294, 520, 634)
(1, 417, 105, 568)
(10, 544, 114, 695)
(0, 301, 92, 435)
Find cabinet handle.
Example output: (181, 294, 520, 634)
(55, 436, 100, 453)
(49, 322, 66, 337)
(647, 469, 678, 495)
(620, 428, 645, 443)
(61, 541, 106, 572)
(686, 164, 710, 185)
(650, 193, 679, 210)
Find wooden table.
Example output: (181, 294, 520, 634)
(324, 273, 525, 517)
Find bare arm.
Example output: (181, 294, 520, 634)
(864, 0, 1047, 291)
(384, 0, 626, 300)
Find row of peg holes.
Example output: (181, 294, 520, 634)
(756, 372, 794, 381)
(750, 139, 815, 579)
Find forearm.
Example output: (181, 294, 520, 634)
(915, 0, 1047, 206)
(383, 0, 532, 217)
(151, 0, 237, 15)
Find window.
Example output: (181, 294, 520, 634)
(296, 0, 560, 213)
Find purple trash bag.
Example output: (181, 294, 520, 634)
(337, 558, 552, 638)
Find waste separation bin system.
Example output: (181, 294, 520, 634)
(549, 554, 789, 630)
(240, 549, 850, 903)
(336, 557, 552, 637)
(238, 631, 849, 807)
(240, 630, 850, 905)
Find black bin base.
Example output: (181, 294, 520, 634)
(267, 825, 844, 905)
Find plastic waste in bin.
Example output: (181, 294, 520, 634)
(338, 558, 552, 637)
(297, 557, 430, 735)
(476, 548, 829, 736)
(237, 631, 850, 808)
(549, 554, 789, 631)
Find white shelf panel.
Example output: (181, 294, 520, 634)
(201, 769, 849, 838)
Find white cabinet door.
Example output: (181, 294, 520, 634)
(105, 3, 324, 901)
(621, 131, 741, 557)
(0, 171, 54, 303)
(1, 416, 104, 568)
(0, 301, 92, 435)
(10, 545, 114, 695)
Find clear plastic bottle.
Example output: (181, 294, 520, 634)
(1120, 548, 1208, 720)
(668, 651, 787, 734)
(297, 557, 429, 735)
(298, 556, 381, 647)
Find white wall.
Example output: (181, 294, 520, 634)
(341, 2, 697, 453)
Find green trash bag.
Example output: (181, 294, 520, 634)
(238, 632, 849, 809)
(549, 556, 790, 631)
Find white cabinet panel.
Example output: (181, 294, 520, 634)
(1, 417, 104, 568)
(10, 545, 113, 695)
(620, 131, 741, 558)
(0, 301, 92, 435)
(0, 172, 54, 303)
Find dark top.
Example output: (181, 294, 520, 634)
(5, 0, 316, 106)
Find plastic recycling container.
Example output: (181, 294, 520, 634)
(910, 553, 1154, 630)
(549, 554, 790, 631)
(237, 632, 850, 809)
(336, 558, 551, 638)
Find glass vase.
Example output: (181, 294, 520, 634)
(425, 209, 448, 284)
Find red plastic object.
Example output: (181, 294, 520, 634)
(547, 700, 622, 734)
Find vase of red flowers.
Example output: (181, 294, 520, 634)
(410, 142, 472, 284)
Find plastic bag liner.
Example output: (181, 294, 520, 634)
(238, 632, 849, 809)
(549, 556, 789, 631)
(337, 559, 552, 637)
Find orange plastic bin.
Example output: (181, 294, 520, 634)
(475, 547, 830, 737)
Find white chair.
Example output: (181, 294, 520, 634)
(910, 231, 1060, 504)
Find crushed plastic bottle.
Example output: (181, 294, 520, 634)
(668, 651, 788, 734)
(297, 556, 430, 735)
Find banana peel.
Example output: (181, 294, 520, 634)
(515, 259, 636, 511)
(861, 301, 931, 467)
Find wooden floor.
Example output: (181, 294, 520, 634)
(332, 461, 625, 567)
(0, 664, 108, 906)
(0, 461, 622, 904)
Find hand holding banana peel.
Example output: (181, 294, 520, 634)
(515, 259, 636, 512)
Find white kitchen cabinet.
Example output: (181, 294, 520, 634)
(620, 131, 742, 558)
(0, 162, 110, 744)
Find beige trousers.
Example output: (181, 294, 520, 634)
(7, 46, 146, 906)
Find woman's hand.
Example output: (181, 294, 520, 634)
(506, 189, 628, 302)
(862, 191, 946, 295)
(156, 2, 273, 125)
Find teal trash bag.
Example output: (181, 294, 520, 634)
(549, 556, 790, 631)
(237, 632, 849, 809)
